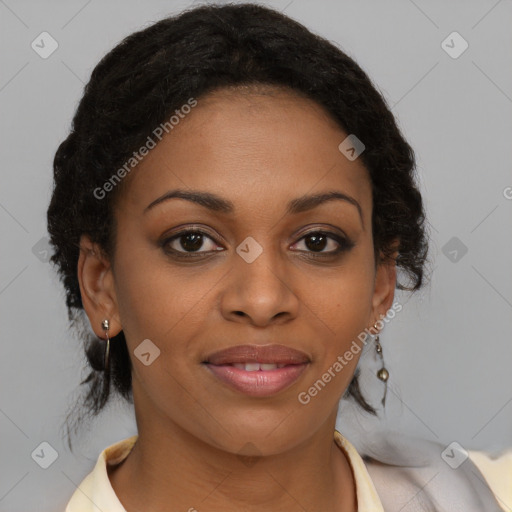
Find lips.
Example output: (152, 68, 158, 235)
(204, 344, 310, 366)
(203, 344, 310, 397)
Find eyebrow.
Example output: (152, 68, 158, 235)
(144, 189, 363, 223)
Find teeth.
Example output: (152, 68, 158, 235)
(232, 363, 284, 371)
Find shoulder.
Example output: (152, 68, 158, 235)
(470, 447, 512, 511)
(359, 432, 506, 511)
(65, 435, 137, 512)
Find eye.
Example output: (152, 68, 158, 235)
(161, 229, 223, 256)
(291, 231, 352, 256)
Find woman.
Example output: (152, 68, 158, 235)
(47, 3, 507, 511)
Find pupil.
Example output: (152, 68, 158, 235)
(181, 233, 203, 252)
(305, 234, 327, 252)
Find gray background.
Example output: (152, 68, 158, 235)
(1, 0, 511, 510)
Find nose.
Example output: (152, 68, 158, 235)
(220, 245, 300, 327)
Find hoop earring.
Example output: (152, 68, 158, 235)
(101, 319, 110, 372)
(374, 323, 389, 407)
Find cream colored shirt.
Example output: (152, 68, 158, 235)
(65, 432, 511, 511)
(470, 449, 512, 512)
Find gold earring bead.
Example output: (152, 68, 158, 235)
(377, 368, 389, 382)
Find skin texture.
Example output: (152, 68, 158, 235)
(77, 86, 397, 512)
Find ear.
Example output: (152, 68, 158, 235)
(77, 234, 122, 338)
(370, 240, 399, 324)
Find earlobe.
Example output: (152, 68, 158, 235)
(371, 247, 398, 322)
(77, 235, 122, 338)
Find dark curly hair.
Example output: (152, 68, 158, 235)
(46, 2, 428, 448)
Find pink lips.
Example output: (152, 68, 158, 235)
(203, 344, 310, 397)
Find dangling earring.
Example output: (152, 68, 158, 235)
(374, 323, 389, 407)
(101, 319, 110, 372)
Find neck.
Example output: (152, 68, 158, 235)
(108, 409, 356, 512)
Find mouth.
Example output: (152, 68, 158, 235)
(202, 344, 310, 397)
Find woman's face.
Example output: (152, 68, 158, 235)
(86, 86, 396, 455)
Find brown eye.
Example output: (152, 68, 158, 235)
(291, 231, 352, 255)
(162, 230, 222, 255)
(304, 233, 329, 252)
(178, 232, 205, 252)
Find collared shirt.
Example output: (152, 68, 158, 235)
(65, 431, 511, 511)
(470, 449, 512, 511)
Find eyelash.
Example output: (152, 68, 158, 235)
(160, 228, 354, 260)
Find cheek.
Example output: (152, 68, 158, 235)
(311, 281, 370, 369)
(311, 260, 374, 335)
(115, 266, 193, 344)
(306, 256, 374, 371)
(295, 273, 373, 413)
(112, 240, 221, 357)
(111, 232, 173, 343)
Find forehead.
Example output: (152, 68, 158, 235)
(115, 86, 372, 221)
